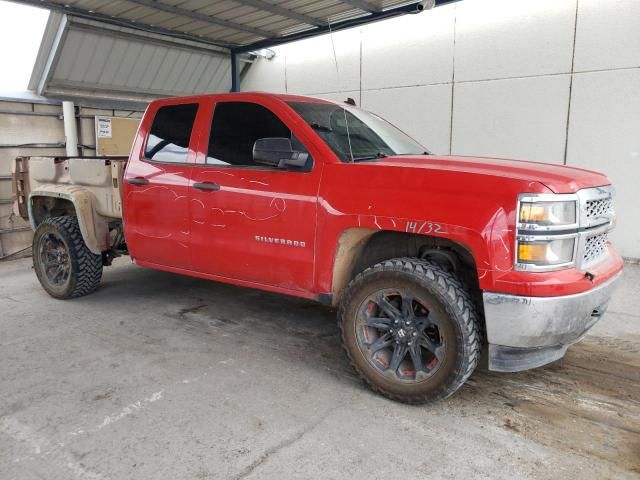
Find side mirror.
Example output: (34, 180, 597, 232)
(253, 138, 309, 169)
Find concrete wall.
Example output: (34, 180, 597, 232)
(0, 98, 141, 258)
(242, 0, 640, 259)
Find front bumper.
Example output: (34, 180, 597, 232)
(483, 272, 621, 372)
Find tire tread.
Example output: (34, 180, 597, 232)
(338, 257, 482, 404)
(34, 216, 103, 299)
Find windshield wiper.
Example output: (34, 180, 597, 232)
(352, 152, 388, 162)
(309, 122, 333, 132)
(393, 151, 430, 156)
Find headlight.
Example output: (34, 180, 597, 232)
(517, 237, 575, 266)
(518, 200, 577, 227)
(515, 188, 615, 272)
(515, 194, 579, 271)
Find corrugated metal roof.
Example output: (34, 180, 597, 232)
(15, 0, 433, 49)
(29, 14, 238, 105)
(55, 27, 230, 94)
(23, 0, 456, 105)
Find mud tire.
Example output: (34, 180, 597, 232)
(33, 216, 103, 299)
(339, 257, 481, 403)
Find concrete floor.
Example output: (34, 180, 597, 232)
(0, 257, 639, 480)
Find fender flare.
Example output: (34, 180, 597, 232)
(29, 186, 110, 255)
(323, 224, 494, 305)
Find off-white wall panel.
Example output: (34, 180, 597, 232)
(0, 115, 63, 144)
(79, 107, 113, 116)
(0, 102, 33, 112)
(310, 91, 360, 103)
(361, 5, 455, 89)
(362, 84, 452, 154)
(80, 117, 95, 151)
(566, 69, 640, 258)
(451, 75, 570, 164)
(114, 110, 143, 119)
(33, 104, 62, 113)
(285, 28, 361, 94)
(454, 0, 576, 82)
(573, 0, 640, 72)
(242, 48, 287, 93)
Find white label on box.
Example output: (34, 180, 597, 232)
(97, 118, 112, 138)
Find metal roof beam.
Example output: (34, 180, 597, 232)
(232, 0, 326, 27)
(235, 1, 461, 53)
(36, 15, 67, 95)
(125, 0, 274, 39)
(340, 0, 381, 13)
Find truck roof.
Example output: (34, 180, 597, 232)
(148, 91, 338, 107)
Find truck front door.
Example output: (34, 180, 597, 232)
(189, 100, 321, 292)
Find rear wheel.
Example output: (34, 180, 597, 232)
(339, 257, 481, 403)
(33, 216, 103, 299)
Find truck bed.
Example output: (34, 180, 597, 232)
(14, 156, 127, 221)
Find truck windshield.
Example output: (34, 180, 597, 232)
(287, 101, 428, 162)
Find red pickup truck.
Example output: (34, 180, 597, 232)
(17, 92, 622, 403)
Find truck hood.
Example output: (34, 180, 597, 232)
(366, 155, 610, 193)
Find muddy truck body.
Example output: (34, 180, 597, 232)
(14, 92, 623, 403)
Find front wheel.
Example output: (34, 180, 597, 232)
(339, 258, 481, 403)
(33, 216, 103, 299)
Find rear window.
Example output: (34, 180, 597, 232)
(144, 103, 198, 163)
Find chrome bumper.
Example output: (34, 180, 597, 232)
(483, 272, 621, 372)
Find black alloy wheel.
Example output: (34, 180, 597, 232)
(356, 289, 446, 382)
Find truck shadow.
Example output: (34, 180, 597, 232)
(97, 261, 640, 474)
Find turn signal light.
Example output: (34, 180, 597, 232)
(517, 238, 575, 265)
(518, 243, 547, 262)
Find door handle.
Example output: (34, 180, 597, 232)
(127, 177, 149, 186)
(192, 182, 220, 191)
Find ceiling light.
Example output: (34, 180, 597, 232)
(249, 48, 276, 60)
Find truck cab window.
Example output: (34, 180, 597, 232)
(288, 101, 426, 162)
(145, 103, 198, 163)
(207, 102, 307, 167)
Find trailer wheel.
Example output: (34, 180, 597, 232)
(33, 216, 103, 299)
(339, 257, 481, 403)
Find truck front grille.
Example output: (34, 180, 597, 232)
(583, 232, 608, 266)
(586, 197, 613, 222)
(577, 186, 615, 270)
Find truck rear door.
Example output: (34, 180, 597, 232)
(123, 101, 199, 269)
(188, 99, 322, 292)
